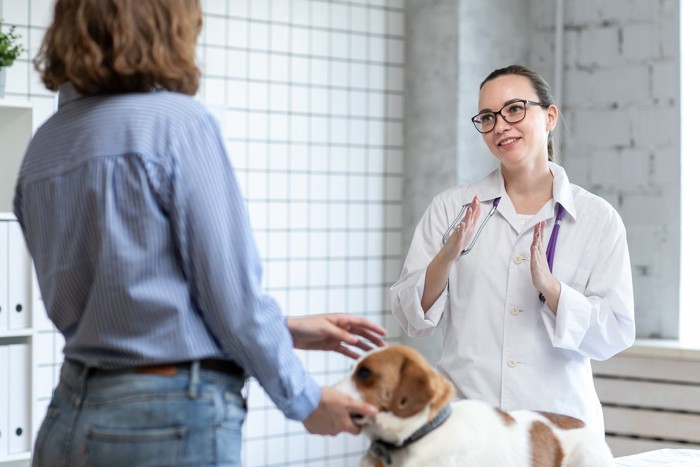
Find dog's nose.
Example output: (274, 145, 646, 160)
(350, 413, 368, 425)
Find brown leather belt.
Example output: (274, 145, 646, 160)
(136, 359, 244, 377)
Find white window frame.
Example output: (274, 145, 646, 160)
(680, 0, 700, 344)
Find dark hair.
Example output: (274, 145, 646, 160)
(480, 65, 557, 162)
(34, 0, 202, 95)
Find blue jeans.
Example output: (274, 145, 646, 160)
(32, 360, 246, 467)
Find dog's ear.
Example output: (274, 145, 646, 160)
(390, 357, 433, 418)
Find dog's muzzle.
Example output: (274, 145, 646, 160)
(350, 413, 370, 426)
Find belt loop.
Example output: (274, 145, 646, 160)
(188, 360, 200, 398)
(78, 362, 91, 397)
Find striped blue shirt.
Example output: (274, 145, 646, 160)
(13, 83, 320, 421)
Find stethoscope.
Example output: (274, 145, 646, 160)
(442, 197, 565, 302)
(442, 197, 501, 256)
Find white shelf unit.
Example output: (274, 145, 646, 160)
(0, 101, 61, 467)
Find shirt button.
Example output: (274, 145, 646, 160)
(510, 305, 520, 316)
(506, 359, 517, 368)
(513, 255, 523, 265)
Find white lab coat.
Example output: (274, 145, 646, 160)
(390, 162, 635, 433)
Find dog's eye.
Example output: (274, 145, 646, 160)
(356, 366, 373, 381)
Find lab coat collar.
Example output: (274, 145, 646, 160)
(484, 162, 577, 221)
(477, 162, 577, 232)
(549, 161, 578, 221)
(477, 168, 506, 205)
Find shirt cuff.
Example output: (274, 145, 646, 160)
(396, 269, 446, 333)
(278, 378, 322, 421)
(541, 282, 591, 350)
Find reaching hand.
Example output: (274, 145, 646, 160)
(288, 314, 386, 359)
(441, 196, 481, 263)
(303, 387, 378, 435)
(530, 221, 561, 312)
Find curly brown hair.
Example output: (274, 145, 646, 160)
(34, 0, 202, 95)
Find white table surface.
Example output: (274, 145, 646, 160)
(615, 448, 700, 466)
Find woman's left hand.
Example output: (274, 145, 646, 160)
(530, 221, 561, 313)
(288, 314, 387, 359)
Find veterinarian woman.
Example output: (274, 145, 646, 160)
(15, 1, 384, 466)
(390, 65, 635, 434)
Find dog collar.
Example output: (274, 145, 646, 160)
(369, 404, 453, 466)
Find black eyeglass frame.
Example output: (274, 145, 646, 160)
(471, 99, 547, 134)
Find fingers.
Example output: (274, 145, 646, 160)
(312, 388, 378, 435)
(335, 345, 361, 360)
(341, 316, 387, 338)
(346, 398, 379, 418)
(344, 421, 362, 435)
(471, 197, 481, 224)
(462, 196, 480, 224)
(530, 221, 545, 251)
(347, 326, 386, 348)
(334, 316, 387, 349)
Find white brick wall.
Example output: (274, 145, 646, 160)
(532, 0, 680, 338)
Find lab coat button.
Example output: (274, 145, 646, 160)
(506, 359, 517, 368)
(510, 305, 519, 316)
(513, 255, 523, 265)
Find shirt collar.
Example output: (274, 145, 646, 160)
(58, 82, 83, 108)
(479, 161, 577, 221)
(477, 167, 506, 204)
(549, 161, 577, 220)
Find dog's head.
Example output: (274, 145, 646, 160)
(335, 345, 454, 444)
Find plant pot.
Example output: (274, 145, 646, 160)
(0, 67, 6, 99)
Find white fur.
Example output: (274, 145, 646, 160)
(335, 352, 615, 467)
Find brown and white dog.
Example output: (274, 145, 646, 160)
(335, 345, 614, 467)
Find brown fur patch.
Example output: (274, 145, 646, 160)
(529, 421, 564, 467)
(495, 407, 515, 426)
(351, 345, 454, 419)
(537, 411, 585, 430)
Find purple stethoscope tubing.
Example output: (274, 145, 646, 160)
(539, 202, 565, 302)
(546, 202, 565, 272)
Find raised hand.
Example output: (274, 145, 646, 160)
(530, 220, 561, 313)
(441, 196, 482, 262)
(422, 196, 482, 312)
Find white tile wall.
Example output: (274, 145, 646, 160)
(198, 2, 404, 463)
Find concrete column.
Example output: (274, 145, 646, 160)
(402, 0, 532, 362)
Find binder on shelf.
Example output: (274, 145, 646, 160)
(33, 267, 52, 331)
(8, 343, 30, 454)
(0, 345, 9, 456)
(7, 222, 30, 330)
(0, 221, 8, 332)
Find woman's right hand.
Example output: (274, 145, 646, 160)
(422, 196, 481, 312)
(440, 196, 481, 263)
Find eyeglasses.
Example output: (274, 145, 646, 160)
(471, 99, 547, 134)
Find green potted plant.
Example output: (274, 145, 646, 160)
(0, 20, 25, 98)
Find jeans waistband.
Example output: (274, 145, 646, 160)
(136, 359, 244, 377)
(60, 358, 246, 399)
